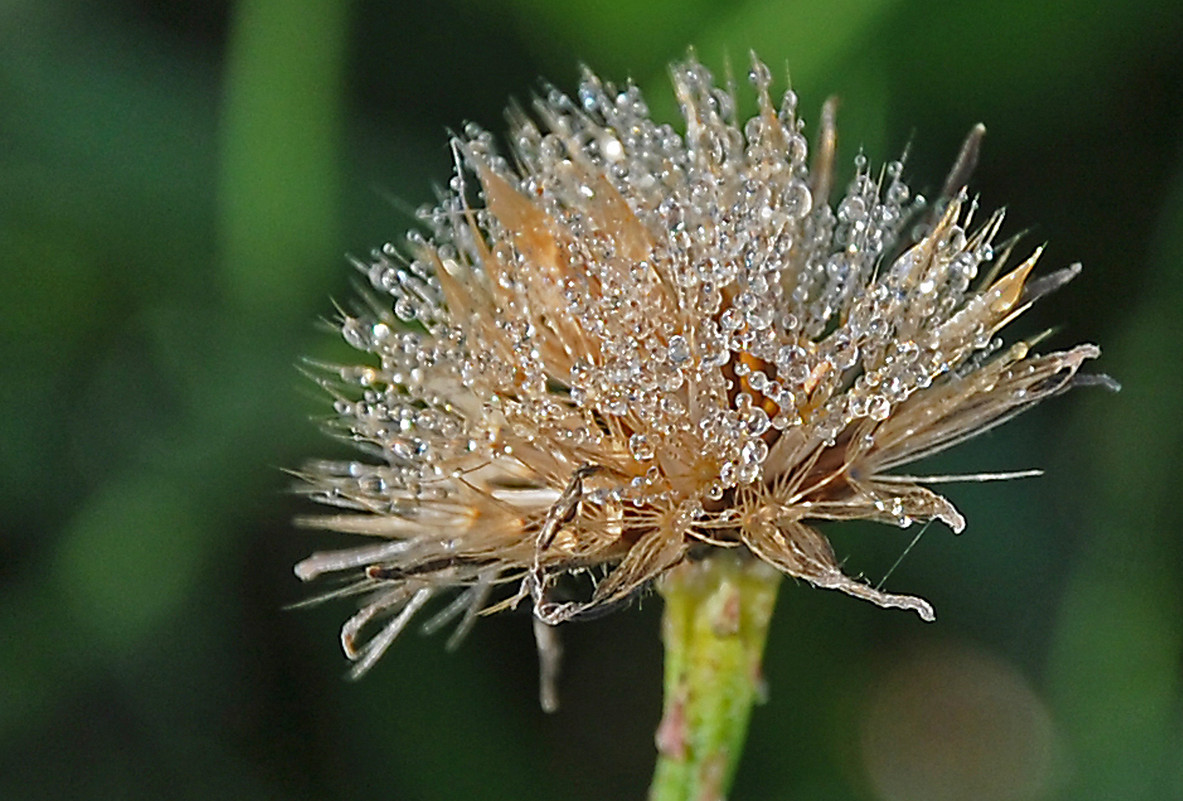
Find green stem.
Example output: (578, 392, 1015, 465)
(649, 552, 781, 801)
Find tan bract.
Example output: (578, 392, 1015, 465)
(294, 55, 1105, 677)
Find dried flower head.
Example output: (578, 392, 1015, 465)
(294, 54, 1110, 679)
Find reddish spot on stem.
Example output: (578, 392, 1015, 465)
(655, 688, 689, 760)
(712, 585, 742, 637)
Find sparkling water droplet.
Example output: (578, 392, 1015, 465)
(748, 59, 772, 88)
(782, 181, 812, 219)
(667, 335, 691, 365)
(342, 318, 370, 350)
(718, 461, 738, 486)
(394, 299, 416, 321)
(629, 433, 655, 461)
(740, 438, 768, 466)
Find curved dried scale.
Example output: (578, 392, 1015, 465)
(294, 54, 1111, 676)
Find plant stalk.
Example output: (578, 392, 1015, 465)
(648, 552, 781, 801)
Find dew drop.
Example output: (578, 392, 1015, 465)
(629, 433, 655, 461)
(342, 318, 370, 350)
(667, 335, 691, 365)
(782, 181, 812, 219)
(868, 396, 891, 421)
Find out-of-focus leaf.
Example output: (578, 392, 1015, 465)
(878, 0, 1182, 126)
(1047, 155, 1183, 801)
(218, 0, 351, 319)
(53, 474, 214, 652)
(488, 0, 721, 80)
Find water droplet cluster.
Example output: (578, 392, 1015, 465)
(296, 54, 1105, 674)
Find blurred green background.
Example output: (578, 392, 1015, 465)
(2, 1, 1181, 799)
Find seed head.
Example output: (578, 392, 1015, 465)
(294, 55, 1110, 679)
